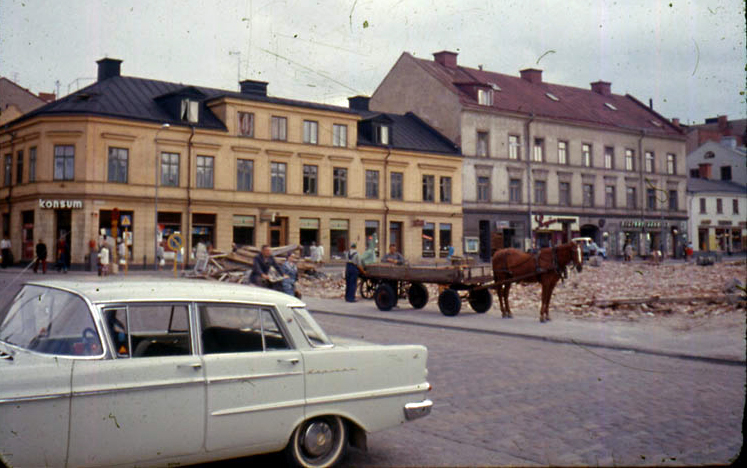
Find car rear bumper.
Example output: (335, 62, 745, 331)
(404, 399, 433, 421)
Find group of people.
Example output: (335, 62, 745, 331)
(343, 242, 405, 302)
(31, 238, 69, 273)
(248, 244, 299, 297)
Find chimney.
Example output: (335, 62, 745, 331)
(97, 58, 122, 81)
(520, 68, 542, 84)
(590, 80, 611, 96)
(239, 79, 268, 96)
(717, 115, 728, 130)
(37, 92, 56, 103)
(649, 98, 653, 109)
(433, 51, 458, 69)
(698, 163, 712, 179)
(348, 95, 370, 111)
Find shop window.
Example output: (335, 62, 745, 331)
(299, 218, 320, 257)
(233, 215, 255, 248)
(192, 213, 216, 250)
(422, 222, 435, 257)
(157, 212, 182, 247)
(365, 170, 379, 199)
(333, 167, 347, 197)
(107, 147, 129, 183)
(303, 165, 317, 195)
(161, 152, 180, 187)
(329, 219, 349, 258)
(237, 159, 253, 191)
(390, 172, 403, 200)
(53, 145, 75, 181)
(365, 220, 380, 257)
(439, 223, 452, 258)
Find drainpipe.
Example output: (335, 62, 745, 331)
(185, 126, 195, 268)
(525, 114, 535, 251)
(4, 132, 17, 245)
(383, 146, 392, 253)
(637, 130, 646, 256)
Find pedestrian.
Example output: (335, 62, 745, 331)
(0, 235, 12, 268)
(382, 244, 405, 265)
(624, 240, 633, 262)
(685, 242, 694, 262)
(118, 239, 127, 272)
(33, 239, 48, 274)
(249, 244, 282, 287)
(447, 243, 455, 262)
(344, 243, 362, 302)
(98, 244, 110, 276)
(157, 242, 165, 270)
(280, 254, 299, 297)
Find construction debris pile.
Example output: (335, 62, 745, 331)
(185, 244, 319, 282)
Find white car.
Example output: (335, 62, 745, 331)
(0, 280, 431, 468)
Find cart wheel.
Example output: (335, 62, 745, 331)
(374, 283, 397, 311)
(408, 282, 429, 309)
(359, 278, 377, 299)
(438, 289, 461, 316)
(468, 288, 492, 313)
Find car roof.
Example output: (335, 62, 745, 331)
(22, 279, 306, 306)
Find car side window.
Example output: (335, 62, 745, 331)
(105, 304, 192, 358)
(198, 303, 290, 354)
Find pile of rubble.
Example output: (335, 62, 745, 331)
(186, 244, 319, 282)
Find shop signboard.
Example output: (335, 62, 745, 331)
(39, 199, 83, 209)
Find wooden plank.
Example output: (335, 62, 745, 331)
(585, 295, 737, 308)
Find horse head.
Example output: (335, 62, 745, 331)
(571, 242, 583, 272)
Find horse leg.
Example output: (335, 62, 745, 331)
(495, 284, 505, 316)
(504, 283, 513, 318)
(542, 277, 560, 322)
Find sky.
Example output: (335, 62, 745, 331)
(1, 0, 745, 125)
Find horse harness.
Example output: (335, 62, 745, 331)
(495, 246, 569, 285)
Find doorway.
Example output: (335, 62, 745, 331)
(55, 209, 72, 262)
(268, 216, 288, 247)
(478, 220, 490, 261)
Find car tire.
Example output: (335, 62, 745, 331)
(438, 288, 461, 316)
(374, 283, 397, 311)
(286, 415, 347, 468)
(407, 282, 429, 309)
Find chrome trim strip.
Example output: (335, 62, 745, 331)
(211, 398, 306, 417)
(305, 383, 429, 407)
(71, 379, 204, 398)
(0, 392, 70, 404)
(206, 371, 303, 385)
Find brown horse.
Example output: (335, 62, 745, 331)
(492, 242, 583, 322)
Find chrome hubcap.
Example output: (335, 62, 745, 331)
(302, 421, 333, 457)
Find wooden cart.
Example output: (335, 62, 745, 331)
(359, 263, 494, 316)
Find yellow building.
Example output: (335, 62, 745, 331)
(0, 59, 462, 267)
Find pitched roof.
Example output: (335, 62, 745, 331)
(355, 110, 460, 155)
(408, 52, 683, 137)
(3, 74, 356, 131)
(687, 178, 746, 194)
(0, 77, 47, 114)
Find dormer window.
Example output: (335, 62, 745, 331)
(477, 88, 493, 106)
(489, 82, 501, 92)
(376, 125, 390, 145)
(181, 99, 199, 123)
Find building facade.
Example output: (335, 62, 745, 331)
(0, 59, 462, 266)
(370, 51, 689, 260)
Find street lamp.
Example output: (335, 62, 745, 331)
(154, 123, 170, 269)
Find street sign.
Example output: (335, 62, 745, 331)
(121, 215, 131, 227)
(167, 232, 183, 251)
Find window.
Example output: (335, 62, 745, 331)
(509, 178, 521, 203)
(199, 304, 289, 354)
(333, 124, 347, 147)
(558, 141, 568, 165)
(533, 138, 544, 162)
(440, 176, 452, 203)
(668, 190, 678, 211)
(720, 166, 732, 181)
(376, 125, 390, 145)
(107, 147, 129, 183)
(733, 199, 739, 214)
(626, 187, 637, 209)
(534, 180, 546, 204)
(704, 151, 715, 159)
(181, 99, 199, 123)
(582, 144, 592, 167)
(53, 145, 75, 181)
(303, 165, 317, 195)
(271, 116, 287, 141)
(422, 222, 435, 257)
(105, 304, 191, 358)
(271, 162, 287, 193)
(422, 175, 435, 202)
(333, 167, 347, 196)
(439, 224, 452, 257)
(605, 185, 616, 208)
(16, 150, 23, 184)
(645, 151, 654, 173)
(604, 146, 614, 169)
(303, 120, 318, 144)
(508, 135, 520, 160)
(29, 147, 36, 182)
(365, 170, 379, 199)
(625, 149, 635, 171)
(690, 168, 700, 178)
(559, 182, 570, 206)
(196, 155, 214, 189)
(477, 131, 489, 157)
(477, 176, 491, 202)
(666, 153, 676, 175)
(716, 198, 723, 214)
(583, 183, 594, 207)
(699, 198, 706, 214)
(477, 88, 493, 106)
(161, 152, 180, 187)
(646, 188, 656, 210)
(237, 159, 254, 191)
(390, 172, 403, 200)
(237, 112, 254, 137)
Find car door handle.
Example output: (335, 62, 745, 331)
(178, 362, 202, 370)
(278, 358, 299, 365)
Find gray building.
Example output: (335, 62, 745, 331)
(371, 51, 688, 259)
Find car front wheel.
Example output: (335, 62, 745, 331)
(286, 415, 347, 468)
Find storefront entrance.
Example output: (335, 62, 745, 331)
(192, 213, 216, 249)
(55, 209, 72, 263)
(21, 210, 34, 261)
(299, 218, 319, 256)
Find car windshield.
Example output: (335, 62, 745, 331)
(0, 285, 102, 356)
(291, 307, 333, 347)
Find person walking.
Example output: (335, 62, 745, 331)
(0, 236, 11, 268)
(98, 243, 110, 276)
(33, 239, 48, 274)
(344, 243, 362, 302)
